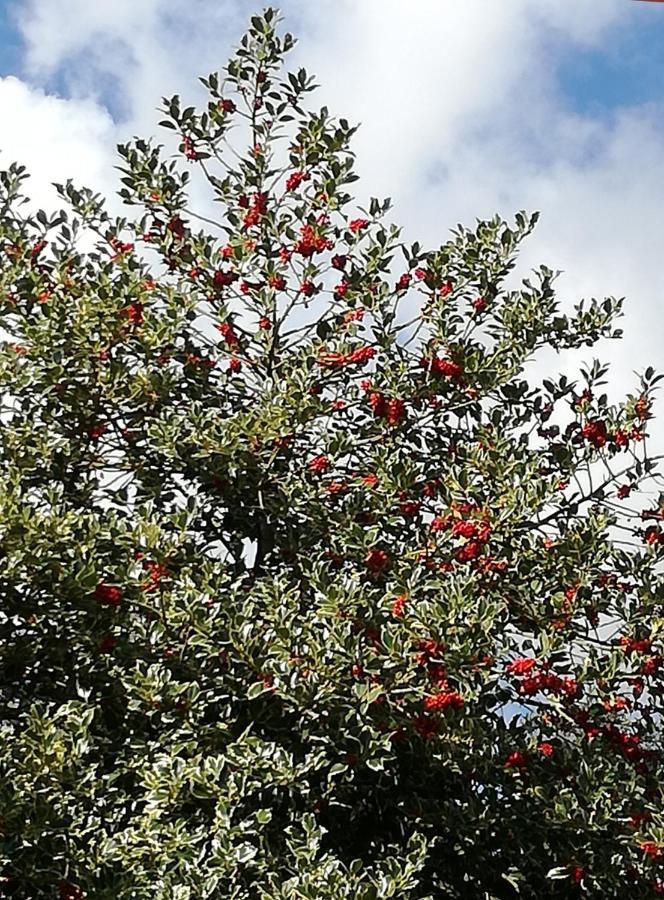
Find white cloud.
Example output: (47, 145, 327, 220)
(0, 75, 115, 208)
(530, 0, 624, 43)
(17, 0, 247, 129)
(16, 0, 161, 72)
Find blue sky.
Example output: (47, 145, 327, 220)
(555, 9, 664, 117)
(0, 3, 21, 76)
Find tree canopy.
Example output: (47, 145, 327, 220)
(1, 8, 663, 899)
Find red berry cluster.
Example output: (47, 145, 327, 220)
(216, 322, 240, 349)
(94, 582, 122, 607)
(365, 549, 389, 575)
(242, 192, 268, 228)
(308, 455, 329, 474)
(367, 392, 405, 426)
(318, 346, 375, 369)
(420, 356, 464, 379)
(285, 170, 309, 192)
(506, 657, 578, 699)
(293, 223, 333, 257)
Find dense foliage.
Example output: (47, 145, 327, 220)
(1, 8, 663, 898)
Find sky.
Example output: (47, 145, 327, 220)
(0, 0, 663, 454)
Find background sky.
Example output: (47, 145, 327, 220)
(0, 0, 663, 452)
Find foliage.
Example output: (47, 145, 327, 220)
(1, 8, 663, 898)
